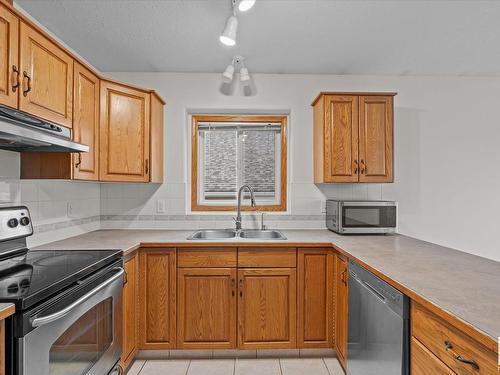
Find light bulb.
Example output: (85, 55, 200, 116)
(238, 0, 256, 12)
(222, 64, 235, 83)
(219, 15, 238, 46)
(240, 67, 251, 86)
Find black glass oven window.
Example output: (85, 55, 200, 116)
(49, 298, 113, 375)
(342, 206, 396, 228)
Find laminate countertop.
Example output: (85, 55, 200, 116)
(0, 303, 15, 320)
(34, 229, 500, 351)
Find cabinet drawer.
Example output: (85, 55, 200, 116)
(412, 302, 497, 375)
(412, 337, 456, 375)
(178, 248, 237, 268)
(238, 248, 296, 268)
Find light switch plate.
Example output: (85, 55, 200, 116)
(156, 199, 166, 213)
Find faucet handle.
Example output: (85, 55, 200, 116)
(260, 212, 266, 230)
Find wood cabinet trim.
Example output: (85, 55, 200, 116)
(177, 267, 237, 349)
(73, 61, 99, 180)
(311, 91, 397, 106)
(121, 253, 139, 369)
(139, 248, 176, 349)
(191, 114, 287, 212)
(237, 268, 297, 349)
(358, 95, 394, 183)
(237, 248, 297, 268)
(177, 247, 237, 268)
(99, 80, 151, 182)
(18, 21, 73, 128)
(411, 302, 497, 375)
(0, 3, 19, 108)
(297, 249, 334, 348)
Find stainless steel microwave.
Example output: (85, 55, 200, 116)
(326, 200, 397, 234)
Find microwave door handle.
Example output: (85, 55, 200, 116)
(31, 267, 124, 327)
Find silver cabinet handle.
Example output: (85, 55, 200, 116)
(31, 267, 124, 327)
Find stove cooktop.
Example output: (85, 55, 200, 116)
(0, 249, 122, 310)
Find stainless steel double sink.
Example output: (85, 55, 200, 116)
(187, 229, 287, 240)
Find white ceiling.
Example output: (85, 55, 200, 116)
(16, 0, 500, 75)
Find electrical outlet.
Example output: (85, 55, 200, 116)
(67, 202, 73, 216)
(156, 200, 166, 214)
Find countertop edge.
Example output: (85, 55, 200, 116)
(0, 303, 15, 321)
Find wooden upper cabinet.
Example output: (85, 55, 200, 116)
(139, 248, 176, 350)
(100, 80, 151, 182)
(121, 253, 139, 369)
(238, 268, 297, 349)
(177, 268, 237, 349)
(335, 254, 348, 370)
(0, 3, 19, 108)
(324, 95, 359, 183)
(73, 62, 99, 180)
(359, 95, 393, 182)
(297, 249, 334, 348)
(19, 22, 73, 128)
(312, 92, 395, 183)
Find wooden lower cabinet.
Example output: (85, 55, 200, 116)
(238, 268, 297, 349)
(297, 248, 334, 348)
(412, 337, 456, 375)
(177, 268, 237, 349)
(411, 302, 498, 375)
(121, 252, 139, 369)
(139, 248, 176, 349)
(335, 254, 348, 370)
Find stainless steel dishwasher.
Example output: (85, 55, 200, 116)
(347, 260, 409, 375)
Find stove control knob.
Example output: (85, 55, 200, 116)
(7, 218, 18, 228)
(20, 217, 30, 226)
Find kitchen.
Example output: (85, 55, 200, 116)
(0, 0, 499, 374)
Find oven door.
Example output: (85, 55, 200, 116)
(18, 264, 124, 375)
(340, 202, 397, 234)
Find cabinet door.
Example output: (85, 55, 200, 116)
(177, 268, 237, 349)
(297, 249, 334, 348)
(73, 62, 99, 180)
(100, 81, 150, 182)
(139, 248, 176, 349)
(238, 268, 296, 349)
(324, 95, 359, 182)
(19, 22, 73, 128)
(121, 253, 138, 368)
(335, 255, 348, 370)
(358, 95, 393, 182)
(0, 3, 18, 108)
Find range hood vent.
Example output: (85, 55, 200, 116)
(0, 105, 89, 153)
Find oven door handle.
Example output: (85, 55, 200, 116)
(31, 267, 124, 328)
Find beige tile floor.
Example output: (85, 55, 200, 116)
(126, 357, 344, 375)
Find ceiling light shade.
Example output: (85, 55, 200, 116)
(219, 15, 238, 46)
(238, 0, 256, 12)
(240, 67, 251, 86)
(222, 64, 235, 83)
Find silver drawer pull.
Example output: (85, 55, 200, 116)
(31, 267, 124, 327)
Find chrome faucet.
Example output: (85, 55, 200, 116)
(234, 185, 256, 230)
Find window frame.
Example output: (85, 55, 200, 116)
(191, 114, 288, 212)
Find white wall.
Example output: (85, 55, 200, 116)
(101, 72, 500, 261)
(0, 150, 101, 246)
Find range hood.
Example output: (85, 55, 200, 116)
(0, 105, 89, 153)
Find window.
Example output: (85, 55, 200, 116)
(191, 115, 287, 211)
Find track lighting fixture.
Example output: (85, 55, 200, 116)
(221, 56, 252, 87)
(219, 0, 256, 47)
(219, 15, 238, 46)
